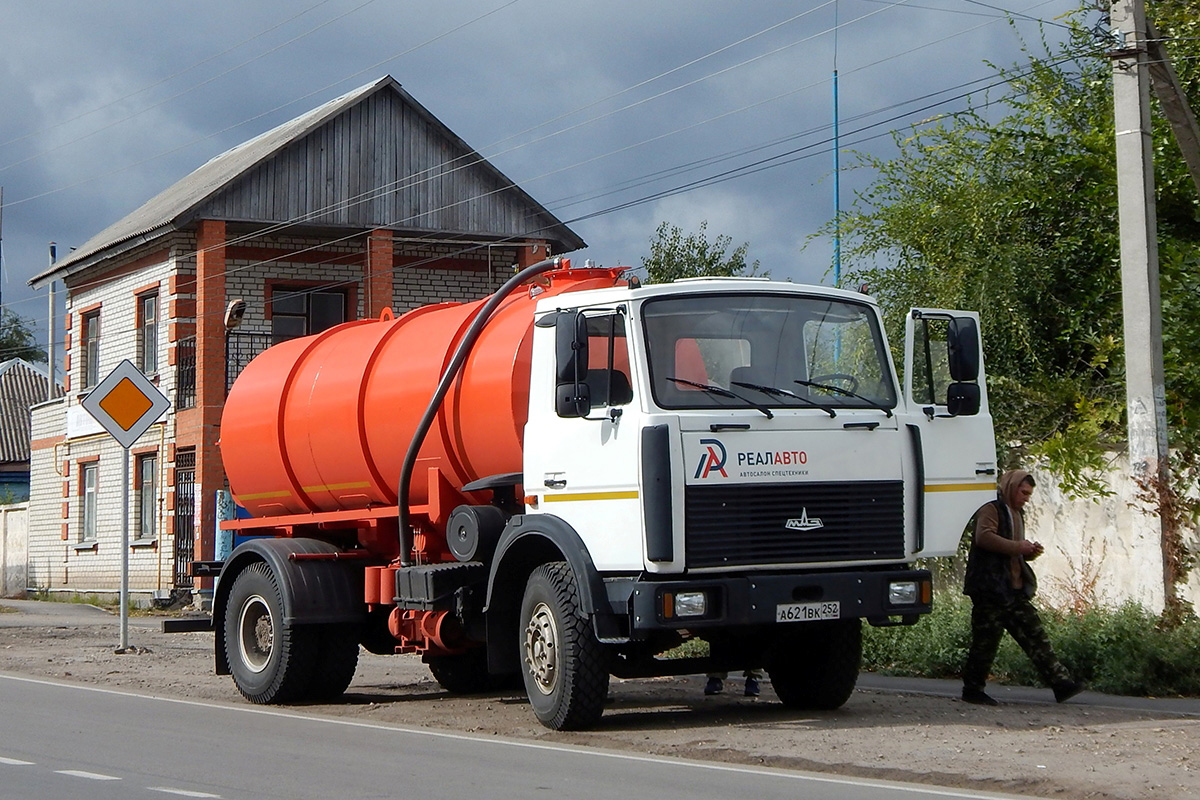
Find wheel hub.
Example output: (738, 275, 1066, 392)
(237, 594, 274, 673)
(523, 601, 559, 695)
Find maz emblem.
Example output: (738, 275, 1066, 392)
(785, 509, 824, 531)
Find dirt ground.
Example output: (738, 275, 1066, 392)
(1, 600, 1197, 800)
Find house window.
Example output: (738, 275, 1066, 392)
(270, 286, 346, 342)
(82, 311, 101, 388)
(137, 454, 157, 540)
(81, 462, 99, 542)
(138, 293, 158, 374)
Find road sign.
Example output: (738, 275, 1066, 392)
(81, 359, 170, 449)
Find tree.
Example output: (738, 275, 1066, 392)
(832, 10, 1200, 494)
(830, 6, 1200, 611)
(642, 220, 764, 283)
(0, 310, 46, 363)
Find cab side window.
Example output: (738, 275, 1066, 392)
(585, 314, 633, 407)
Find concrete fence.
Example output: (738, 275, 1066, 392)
(1024, 459, 1200, 614)
(0, 503, 28, 598)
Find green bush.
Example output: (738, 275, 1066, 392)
(864, 592, 1200, 697)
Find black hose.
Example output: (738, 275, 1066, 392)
(396, 256, 563, 566)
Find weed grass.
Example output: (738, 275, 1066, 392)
(863, 592, 1200, 697)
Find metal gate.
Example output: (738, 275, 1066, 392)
(173, 450, 196, 589)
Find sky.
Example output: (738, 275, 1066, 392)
(0, 0, 1095, 354)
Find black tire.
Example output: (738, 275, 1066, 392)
(307, 626, 360, 701)
(766, 619, 862, 710)
(427, 649, 494, 694)
(223, 561, 317, 704)
(519, 562, 609, 730)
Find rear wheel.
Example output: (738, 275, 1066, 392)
(223, 561, 316, 704)
(766, 619, 862, 710)
(519, 562, 609, 730)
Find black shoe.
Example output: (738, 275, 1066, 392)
(704, 677, 724, 696)
(744, 677, 761, 697)
(1053, 680, 1084, 703)
(962, 687, 998, 706)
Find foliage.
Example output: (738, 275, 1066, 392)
(641, 220, 764, 283)
(829, 6, 1200, 502)
(863, 592, 1200, 697)
(0, 310, 45, 364)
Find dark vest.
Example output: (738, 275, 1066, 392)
(962, 499, 1036, 602)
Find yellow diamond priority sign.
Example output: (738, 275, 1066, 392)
(82, 360, 171, 449)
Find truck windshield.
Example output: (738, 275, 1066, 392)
(641, 293, 897, 413)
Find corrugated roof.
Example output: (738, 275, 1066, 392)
(0, 359, 61, 464)
(30, 76, 584, 287)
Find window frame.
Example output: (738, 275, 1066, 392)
(267, 283, 350, 343)
(80, 461, 99, 543)
(136, 453, 158, 541)
(138, 292, 159, 374)
(81, 310, 101, 389)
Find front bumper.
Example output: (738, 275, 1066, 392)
(618, 568, 932, 631)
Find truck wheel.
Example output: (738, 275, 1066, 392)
(224, 561, 316, 704)
(519, 561, 609, 730)
(307, 626, 360, 701)
(427, 649, 493, 694)
(766, 619, 862, 710)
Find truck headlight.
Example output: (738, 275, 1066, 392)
(888, 581, 918, 605)
(665, 590, 708, 618)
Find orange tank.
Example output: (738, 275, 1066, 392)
(220, 266, 626, 518)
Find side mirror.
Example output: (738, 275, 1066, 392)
(556, 381, 592, 418)
(555, 311, 591, 418)
(555, 311, 588, 382)
(947, 317, 979, 382)
(946, 382, 981, 417)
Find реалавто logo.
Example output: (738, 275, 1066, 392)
(694, 438, 728, 479)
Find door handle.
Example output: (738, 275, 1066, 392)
(544, 478, 567, 489)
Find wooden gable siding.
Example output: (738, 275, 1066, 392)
(195, 90, 554, 238)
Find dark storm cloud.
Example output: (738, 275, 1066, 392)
(0, 0, 1084, 342)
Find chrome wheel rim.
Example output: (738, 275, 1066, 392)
(237, 594, 273, 674)
(523, 601, 559, 695)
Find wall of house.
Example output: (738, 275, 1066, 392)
(26, 244, 181, 599)
(25, 232, 528, 601)
(0, 502, 28, 597)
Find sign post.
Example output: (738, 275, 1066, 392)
(81, 359, 171, 651)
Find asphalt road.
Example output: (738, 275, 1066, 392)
(0, 672, 1056, 800)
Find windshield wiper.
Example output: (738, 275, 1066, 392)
(731, 381, 836, 418)
(793, 379, 893, 417)
(666, 376, 773, 419)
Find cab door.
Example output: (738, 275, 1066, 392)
(901, 309, 997, 556)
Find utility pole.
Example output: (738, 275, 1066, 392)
(1109, 0, 1174, 608)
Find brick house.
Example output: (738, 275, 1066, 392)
(25, 75, 584, 602)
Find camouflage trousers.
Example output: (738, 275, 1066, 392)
(963, 595, 1072, 692)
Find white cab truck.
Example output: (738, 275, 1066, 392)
(210, 261, 996, 731)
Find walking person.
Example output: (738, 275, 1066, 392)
(961, 469, 1083, 706)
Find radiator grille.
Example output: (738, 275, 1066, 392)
(684, 480, 905, 568)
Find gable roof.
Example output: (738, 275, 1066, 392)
(0, 359, 61, 464)
(31, 76, 584, 288)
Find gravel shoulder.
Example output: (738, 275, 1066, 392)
(1, 599, 1196, 799)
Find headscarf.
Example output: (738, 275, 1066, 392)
(998, 469, 1033, 514)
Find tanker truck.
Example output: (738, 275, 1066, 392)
(209, 256, 996, 730)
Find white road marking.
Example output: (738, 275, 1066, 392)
(0, 756, 34, 765)
(148, 787, 223, 798)
(56, 769, 121, 780)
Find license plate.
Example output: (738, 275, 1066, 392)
(775, 601, 840, 623)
